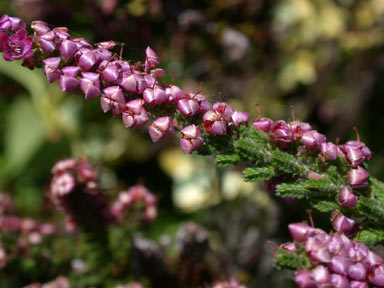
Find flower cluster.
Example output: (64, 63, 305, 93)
(49, 158, 113, 231)
(255, 108, 371, 235)
(111, 185, 157, 223)
(50, 158, 157, 229)
(0, 14, 252, 155)
(0, 192, 57, 268)
(281, 221, 384, 287)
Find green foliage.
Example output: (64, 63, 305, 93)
(358, 228, 384, 247)
(357, 198, 384, 224)
(216, 154, 241, 167)
(274, 248, 311, 271)
(243, 166, 275, 182)
(311, 200, 339, 213)
(275, 182, 307, 199)
(270, 150, 303, 176)
(369, 177, 384, 204)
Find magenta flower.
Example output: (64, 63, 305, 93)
(288, 222, 315, 242)
(231, 111, 250, 126)
(144, 46, 159, 72)
(338, 187, 357, 207)
(31, 20, 50, 35)
(331, 212, 359, 237)
(253, 117, 274, 133)
(0, 29, 33, 61)
(179, 125, 204, 154)
(148, 116, 175, 142)
(0, 15, 25, 32)
(122, 99, 149, 129)
(368, 264, 384, 286)
(59, 66, 80, 92)
(294, 270, 316, 288)
(330, 274, 350, 288)
(341, 141, 372, 168)
(320, 142, 338, 161)
(290, 120, 312, 140)
(50, 173, 76, 197)
(43, 57, 62, 83)
(177, 98, 200, 117)
(143, 85, 167, 106)
(165, 85, 184, 104)
(80, 72, 102, 99)
(101, 86, 126, 116)
(348, 166, 369, 189)
(60, 39, 78, 62)
(203, 110, 227, 135)
(302, 130, 326, 152)
(269, 120, 293, 149)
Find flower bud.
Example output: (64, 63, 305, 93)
(43, 57, 62, 83)
(177, 98, 200, 117)
(312, 265, 331, 283)
(320, 142, 338, 161)
(144, 46, 159, 71)
(253, 117, 274, 133)
(302, 130, 326, 152)
(348, 166, 369, 188)
(332, 212, 359, 237)
(31, 20, 50, 35)
(179, 125, 204, 154)
(364, 251, 384, 269)
(100, 61, 120, 83)
(288, 222, 315, 242)
(122, 99, 149, 129)
(330, 274, 350, 288)
(143, 85, 167, 106)
(309, 247, 332, 264)
(231, 111, 250, 126)
(60, 66, 80, 91)
(279, 242, 296, 252)
(148, 116, 174, 143)
(203, 110, 227, 135)
(349, 242, 368, 262)
(294, 270, 316, 288)
(348, 262, 367, 281)
(338, 187, 357, 207)
(368, 264, 384, 286)
(212, 102, 233, 122)
(80, 72, 101, 99)
(350, 281, 368, 288)
(329, 255, 352, 276)
(342, 141, 371, 168)
(96, 41, 116, 50)
(101, 86, 125, 116)
(76, 49, 97, 71)
(290, 121, 312, 140)
(39, 31, 56, 53)
(165, 85, 184, 104)
(60, 39, 78, 62)
(50, 173, 76, 197)
(0, 15, 12, 31)
(269, 120, 293, 149)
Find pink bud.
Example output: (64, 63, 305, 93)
(120, 73, 137, 93)
(144, 46, 159, 71)
(342, 141, 371, 167)
(348, 166, 369, 188)
(279, 242, 297, 252)
(330, 274, 350, 288)
(165, 85, 184, 104)
(231, 111, 250, 126)
(212, 102, 234, 122)
(288, 222, 315, 242)
(80, 72, 101, 99)
(269, 120, 293, 149)
(96, 41, 116, 50)
(31, 20, 50, 35)
(148, 116, 174, 143)
(101, 86, 125, 116)
(60, 39, 78, 61)
(179, 125, 204, 154)
(350, 281, 368, 288)
(59, 66, 80, 92)
(329, 255, 352, 276)
(290, 121, 312, 140)
(349, 242, 369, 262)
(312, 265, 331, 283)
(177, 98, 200, 116)
(320, 142, 338, 161)
(101, 61, 120, 83)
(203, 110, 227, 135)
(253, 117, 274, 133)
(39, 32, 56, 53)
(122, 99, 149, 129)
(43, 57, 62, 83)
(143, 85, 167, 106)
(332, 213, 359, 237)
(294, 270, 317, 288)
(77, 49, 97, 71)
(302, 130, 326, 152)
(50, 173, 75, 196)
(348, 262, 367, 281)
(364, 251, 384, 269)
(338, 187, 357, 207)
(309, 247, 332, 263)
(368, 264, 384, 286)
(0, 15, 12, 31)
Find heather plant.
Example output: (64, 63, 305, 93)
(1, 11, 384, 288)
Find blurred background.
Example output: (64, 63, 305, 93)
(1, 0, 384, 287)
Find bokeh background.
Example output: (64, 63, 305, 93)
(1, 0, 384, 287)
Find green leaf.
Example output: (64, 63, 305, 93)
(357, 198, 384, 224)
(305, 178, 338, 196)
(311, 200, 339, 213)
(216, 154, 240, 167)
(271, 150, 303, 176)
(234, 138, 270, 163)
(243, 166, 275, 182)
(276, 182, 307, 199)
(274, 248, 311, 270)
(369, 177, 384, 204)
(358, 228, 384, 247)
(0, 98, 45, 182)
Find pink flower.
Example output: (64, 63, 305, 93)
(0, 29, 33, 61)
